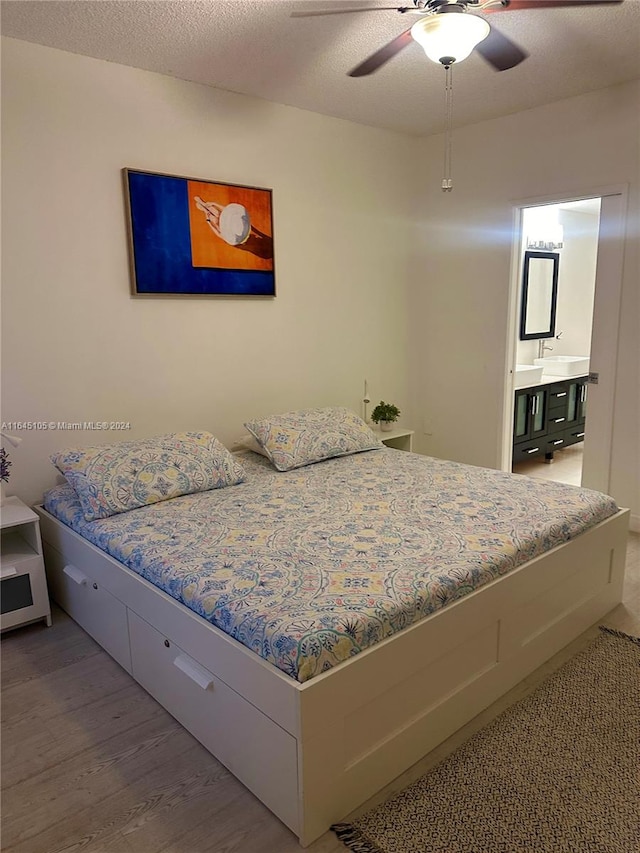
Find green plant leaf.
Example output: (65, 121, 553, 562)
(370, 401, 400, 423)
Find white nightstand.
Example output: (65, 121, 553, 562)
(1, 496, 52, 631)
(378, 427, 414, 452)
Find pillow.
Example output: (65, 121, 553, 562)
(244, 407, 382, 472)
(51, 431, 245, 521)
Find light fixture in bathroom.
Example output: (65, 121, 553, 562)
(526, 206, 564, 251)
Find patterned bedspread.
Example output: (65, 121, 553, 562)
(43, 449, 618, 682)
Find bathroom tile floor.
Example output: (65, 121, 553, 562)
(512, 443, 583, 486)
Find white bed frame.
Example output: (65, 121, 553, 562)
(36, 505, 629, 847)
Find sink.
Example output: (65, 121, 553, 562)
(533, 356, 590, 377)
(515, 364, 544, 388)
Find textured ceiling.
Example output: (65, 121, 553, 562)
(2, 0, 639, 136)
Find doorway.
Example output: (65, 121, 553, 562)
(502, 188, 627, 496)
(512, 199, 600, 486)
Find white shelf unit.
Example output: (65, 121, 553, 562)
(1, 496, 52, 631)
(379, 427, 414, 452)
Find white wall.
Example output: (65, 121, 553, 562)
(555, 209, 599, 357)
(1, 38, 416, 505)
(409, 81, 639, 519)
(2, 39, 638, 523)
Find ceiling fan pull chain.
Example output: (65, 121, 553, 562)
(442, 64, 454, 192)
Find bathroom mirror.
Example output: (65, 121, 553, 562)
(520, 251, 559, 340)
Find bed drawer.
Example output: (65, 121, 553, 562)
(128, 611, 300, 835)
(43, 544, 131, 673)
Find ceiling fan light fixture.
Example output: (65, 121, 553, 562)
(411, 13, 490, 66)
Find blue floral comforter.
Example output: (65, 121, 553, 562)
(43, 449, 618, 682)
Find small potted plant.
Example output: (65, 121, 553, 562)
(370, 401, 400, 432)
(0, 446, 12, 505)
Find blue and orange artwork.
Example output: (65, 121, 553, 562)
(125, 169, 275, 296)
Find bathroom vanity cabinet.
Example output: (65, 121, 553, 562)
(513, 376, 588, 463)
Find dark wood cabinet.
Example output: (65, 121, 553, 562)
(513, 376, 587, 463)
(566, 378, 588, 428)
(513, 388, 548, 461)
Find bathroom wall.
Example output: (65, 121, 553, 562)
(516, 204, 600, 366)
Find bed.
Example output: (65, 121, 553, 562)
(36, 429, 629, 846)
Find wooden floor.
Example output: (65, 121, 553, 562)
(2, 531, 638, 853)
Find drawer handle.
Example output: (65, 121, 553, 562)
(575, 432, 585, 438)
(552, 417, 565, 424)
(1, 566, 18, 579)
(63, 564, 88, 586)
(525, 447, 540, 454)
(552, 439, 564, 445)
(555, 392, 567, 398)
(173, 653, 214, 691)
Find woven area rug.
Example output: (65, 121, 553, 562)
(332, 627, 640, 853)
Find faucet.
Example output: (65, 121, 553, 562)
(537, 339, 553, 358)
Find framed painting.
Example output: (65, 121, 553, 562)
(123, 168, 275, 296)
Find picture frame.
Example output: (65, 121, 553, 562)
(123, 168, 276, 297)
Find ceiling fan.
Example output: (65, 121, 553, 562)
(291, 0, 624, 77)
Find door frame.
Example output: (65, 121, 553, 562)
(501, 184, 628, 495)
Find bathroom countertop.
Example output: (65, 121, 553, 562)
(515, 372, 589, 391)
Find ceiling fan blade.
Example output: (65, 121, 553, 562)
(291, 6, 407, 17)
(483, 0, 623, 12)
(475, 25, 528, 70)
(348, 26, 414, 76)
